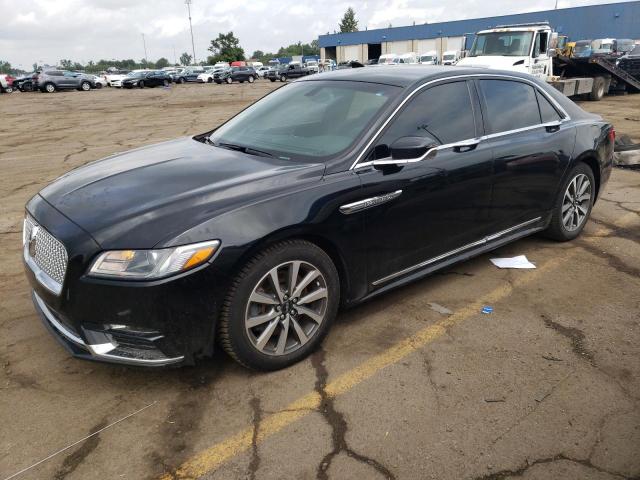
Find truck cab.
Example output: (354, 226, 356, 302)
(457, 23, 552, 78)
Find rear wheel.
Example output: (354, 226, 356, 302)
(218, 240, 339, 370)
(3, 86, 13, 93)
(544, 163, 595, 241)
(226, 77, 233, 84)
(279, 74, 287, 82)
(270, 78, 276, 82)
(163, 79, 169, 87)
(248, 75, 255, 83)
(178, 77, 185, 84)
(80, 81, 91, 91)
(589, 76, 606, 101)
(207, 77, 212, 83)
(139, 80, 145, 88)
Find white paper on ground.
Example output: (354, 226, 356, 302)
(490, 255, 536, 269)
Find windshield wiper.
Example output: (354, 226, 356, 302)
(215, 141, 274, 158)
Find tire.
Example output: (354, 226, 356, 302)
(80, 81, 91, 91)
(270, 78, 276, 82)
(139, 80, 145, 89)
(279, 75, 287, 82)
(163, 79, 169, 87)
(215, 80, 222, 84)
(226, 77, 233, 84)
(4, 86, 13, 93)
(239, 80, 244, 83)
(95, 83, 102, 89)
(207, 78, 212, 83)
(44, 82, 56, 93)
(178, 77, 185, 84)
(589, 76, 605, 101)
(218, 240, 340, 370)
(248, 75, 255, 83)
(543, 163, 596, 241)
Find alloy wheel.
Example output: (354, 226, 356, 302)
(562, 173, 592, 231)
(81, 82, 90, 91)
(244, 261, 328, 356)
(45, 84, 55, 93)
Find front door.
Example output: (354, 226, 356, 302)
(352, 80, 494, 287)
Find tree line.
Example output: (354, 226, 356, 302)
(1, 8, 359, 75)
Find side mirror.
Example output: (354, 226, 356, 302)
(390, 136, 438, 160)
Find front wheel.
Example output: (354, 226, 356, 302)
(218, 240, 340, 370)
(270, 78, 276, 82)
(226, 77, 233, 84)
(279, 75, 287, 82)
(544, 163, 595, 241)
(80, 81, 91, 91)
(139, 80, 145, 88)
(248, 75, 255, 83)
(163, 79, 169, 87)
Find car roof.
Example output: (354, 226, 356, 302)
(297, 65, 538, 88)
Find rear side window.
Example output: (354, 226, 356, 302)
(536, 90, 562, 123)
(377, 81, 476, 147)
(480, 80, 541, 133)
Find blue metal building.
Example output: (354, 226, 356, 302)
(318, 1, 640, 61)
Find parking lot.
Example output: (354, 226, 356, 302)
(1, 84, 639, 480)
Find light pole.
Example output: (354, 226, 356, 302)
(142, 33, 148, 65)
(185, 0, 196, 64)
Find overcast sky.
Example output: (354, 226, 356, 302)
(0, 0, 625, 68)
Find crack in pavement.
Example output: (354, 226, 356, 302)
(53, 418, 108, 480)
(311, 348, 396, 480)
(541, 314, 596, 367)
(469, 453, 638, 480)
(247, 395, 262, 480)
(589, 218, 640, 243)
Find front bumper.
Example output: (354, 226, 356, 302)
(33, 291, 184, 366)
(24, 195, 225, 367)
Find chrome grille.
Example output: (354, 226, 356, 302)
(24, 216, 68, 292)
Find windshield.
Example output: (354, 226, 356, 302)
(592, 40, 613, 53)
(469, 31, 533, 57)
(208, 81, 400, 162)
(128, 72, 144, 78)
(420, 56, 434, 62)
(378, 56, 398, 64)
(443, 54, 455, 60)
(617, 40, 635, 53)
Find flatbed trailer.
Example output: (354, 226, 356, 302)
(548, 55, 640, 101)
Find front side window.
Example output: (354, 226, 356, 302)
(208, 80, 400, 162)
(480, 80, 541, 133)
(372, 81, 476, 158)
(469, 32, 533, 57)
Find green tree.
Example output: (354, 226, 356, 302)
(0, 60, 12, 74)
(180, 52, 192, 66)
(60, 59, 74, 69)
(251, 50, 264, 60)
(339, 7, 358, 33)
(155, 57, 170, 69)
(207, 31, 245, 63)
(276, 42, 319, 57)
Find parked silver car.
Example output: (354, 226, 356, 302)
(34, 69, 97, 93)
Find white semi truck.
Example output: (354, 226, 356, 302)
(457, 22, 640, 100)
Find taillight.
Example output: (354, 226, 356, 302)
(608, 128, 615, 143)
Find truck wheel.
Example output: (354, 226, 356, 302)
(279, 75, 286, 82)
(270, 78, 276, 82)
(589, 76, 605, 101)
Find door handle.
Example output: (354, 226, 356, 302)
(452, 138, 481, 153)
(543, 121, 561, 133)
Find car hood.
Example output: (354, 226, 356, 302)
(457, 55, 530, 70)
(38, 137, 325, 249)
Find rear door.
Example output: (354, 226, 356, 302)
(477, 78, 575, 231)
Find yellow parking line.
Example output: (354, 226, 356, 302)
(162, 212, 637, 480)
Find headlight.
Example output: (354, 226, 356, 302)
(88, 240, 220, 279)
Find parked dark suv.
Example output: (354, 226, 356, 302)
(35, 70, 96, 93)
(121, 71, 172, 89)
(266, 63, 309, 82)
(23, 67, 613, 370)
(214, 66, 257, 84)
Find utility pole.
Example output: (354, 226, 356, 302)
(173, 45, 177, 66)
(185, 0, 196, 64)
(142, 33, 148, 65)
(554, 0, 559, 9)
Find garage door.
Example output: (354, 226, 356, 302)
(446, 36, 465, 52)
(343, 45, 361, 62)
(416, 39, 437, 54)
(387, 41, 411, 55)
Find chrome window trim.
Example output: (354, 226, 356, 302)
(372, 217, 542, 286)
(351, 73, 570, 170)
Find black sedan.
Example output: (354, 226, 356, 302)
(121, 70, 172, 89)
(23, 67, 613, 370)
